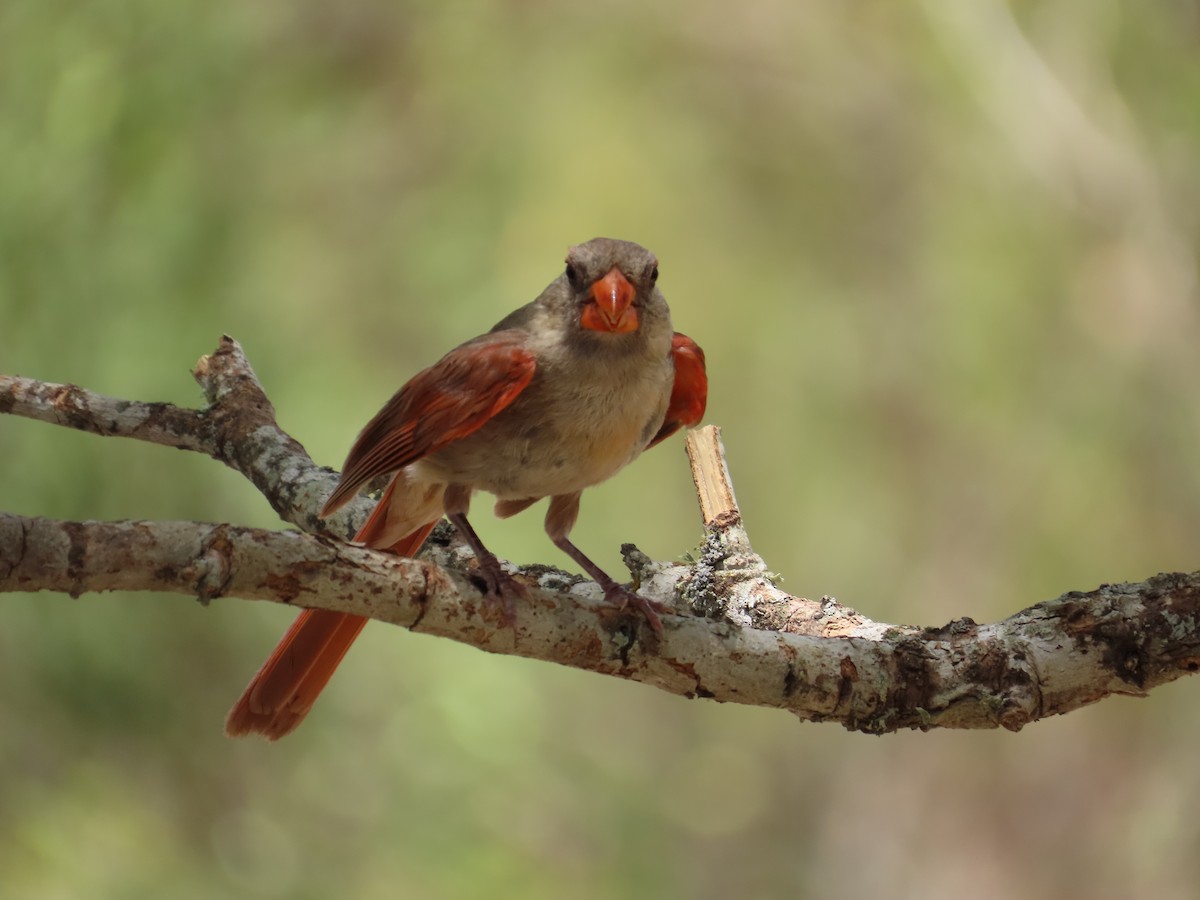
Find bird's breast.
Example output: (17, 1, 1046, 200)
(417, 345, 672, 499)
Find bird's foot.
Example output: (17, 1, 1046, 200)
(549, 533, 670, 636)
(602, 583, 668, 636)
(448, 509, 524, 625)
(474, 556, 525, 625)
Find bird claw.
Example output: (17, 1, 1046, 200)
(602, 584, 668, 636)
(475, 561, 525, 625)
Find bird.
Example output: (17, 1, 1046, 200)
(226, 237, 708, 739)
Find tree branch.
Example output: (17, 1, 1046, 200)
(4, 337, 1199, 733)
(2, 337, 368, 540)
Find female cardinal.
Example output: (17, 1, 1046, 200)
(226, 237, 707, 739)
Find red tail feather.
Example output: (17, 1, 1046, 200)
(225, 514, 437, 740)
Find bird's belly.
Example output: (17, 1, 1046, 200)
(416, 381, 668, 499)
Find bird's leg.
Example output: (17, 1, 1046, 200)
(546, 494, 668, 635)
(552, 536, 668, 635)
(443, 484, 524, 621)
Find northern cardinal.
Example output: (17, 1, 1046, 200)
(226, 237, 707, 739)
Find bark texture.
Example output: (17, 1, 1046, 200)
(3, 337, 1198, 733)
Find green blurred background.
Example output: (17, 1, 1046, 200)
(4, 1, 1200, 897)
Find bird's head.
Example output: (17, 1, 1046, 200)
(562, 238, 667, 338)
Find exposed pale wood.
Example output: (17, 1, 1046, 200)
(686, 425, 740, 526)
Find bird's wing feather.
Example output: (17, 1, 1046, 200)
(646, 332, 707, 449)
(320, 331, 537, 516)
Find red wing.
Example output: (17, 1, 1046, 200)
(647, 332, 707, 449)
(320, 331, 536, 516)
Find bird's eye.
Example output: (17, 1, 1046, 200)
(650, 266, 659, 285)
(565, 263, 581, 287)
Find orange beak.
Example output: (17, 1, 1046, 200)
(581, 268, 639, 334)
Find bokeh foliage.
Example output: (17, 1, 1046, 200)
(4, 1, 1200, 897)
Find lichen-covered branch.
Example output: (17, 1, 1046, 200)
(3, 339, 1199, 734)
